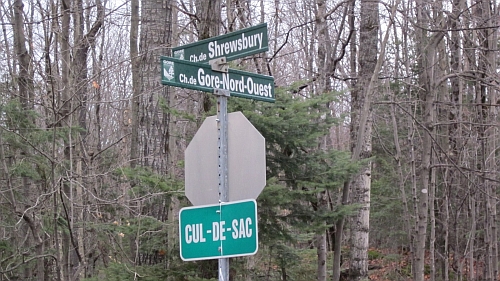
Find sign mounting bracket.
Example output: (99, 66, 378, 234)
(209, 57, 228, 73)
(214, 88, 230, 97)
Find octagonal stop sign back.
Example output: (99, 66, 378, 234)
(185, 111, 266, 206)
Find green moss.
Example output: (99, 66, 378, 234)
(368, 249, 383, 260)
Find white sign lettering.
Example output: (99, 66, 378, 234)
(208, 32, 264, 59)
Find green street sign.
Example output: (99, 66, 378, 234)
(161, 56, 275, 102)
(179, 199, 258, 261)
(173, 23, 268, 63)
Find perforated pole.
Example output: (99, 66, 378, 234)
(215, 88, 230, 281)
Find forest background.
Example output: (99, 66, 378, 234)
(0, 0, 498, 280)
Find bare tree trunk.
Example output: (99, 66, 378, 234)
(429, 161, 436, 281)
(333, 2, 356, 280)
(316, 232, 328, 281)
(130, 0, 140, 170)
(390, 100, 413, 247)
(58, 2, 81, 279)
(348, 0, 379, 280)
(482, 2, 498, 279)
(132, 0, 173, 269)
(75, 0, 103, 278)
(413, 1, 443, 279)
(41, 4, 61, 279)
(271, 0, 280, 76)
(445, 1, 462, 280)
(429, 8, 447, 279)
(13, 0, 33, 110)
(315, 1, 330, 280)
(469, 192, 477, 281)
(129, 0, 140, 265)
(138, 0, 173, 172)
(388, 19, 412, 255)
(59, 0, 72, 278)
(73, 1, 88, 278)
(194, 0, 221, 115)
(56, 0, 104, 278)
(412, 74, 432, 281)
(13, 2, 42, 280)
(166, 2, 181, 277)
(0, 3, 14, 76)
(196, 0, 221, 39)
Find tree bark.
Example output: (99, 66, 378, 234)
(130, 0, 140, 170)
(131, 0, 173, 269)
(477, 1, 498, 279)
(196, 0, 221, 40)
(194, 0, 221, 115)
(348, 0, 379, 279)
(333, 2, 356, 280)
(129, 0, 140, 265)
(315, 1, 329, 280)
(13, 2, 42, 280)
(138, 0, 173, 173)
(13, 0, 33, 110)
(413, 1, 443, 280)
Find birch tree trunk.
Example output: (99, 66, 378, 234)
(348, 0, 378, 279)
(315, 1, 329, 280)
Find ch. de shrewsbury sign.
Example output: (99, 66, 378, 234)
(173, 23, 268, 63)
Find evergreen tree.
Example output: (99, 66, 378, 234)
(228, 87, 360, 279)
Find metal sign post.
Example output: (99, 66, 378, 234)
(163, 23, 272, 280)
(215, 88, 230, 281)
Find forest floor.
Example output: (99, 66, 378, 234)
(366, 248, 413, 281)
(365, 248, 478, 281)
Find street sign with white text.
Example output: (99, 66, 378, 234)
(179, 199, 258, 261)
(167, 23, 272, 281)
(173, 23, 268, 63)
(161, 56, 275, 102)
